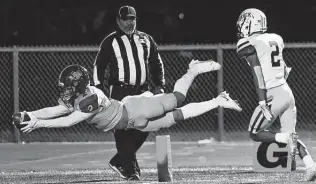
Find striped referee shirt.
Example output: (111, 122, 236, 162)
(93, 29, 165, 95)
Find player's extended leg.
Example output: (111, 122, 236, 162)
(148, 59, 222, 116)
(133, 59, 222, 127)
(176, 91, 242, 118)
(128, 59, 222, 129)
(141, 91, 242, 132)
(171, 59, 221, 107)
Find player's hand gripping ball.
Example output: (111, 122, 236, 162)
(12, 111, 31, 129)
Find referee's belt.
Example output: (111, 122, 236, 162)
(113, 82, 147, 89)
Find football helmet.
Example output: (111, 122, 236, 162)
(58, 65, 90, 104)
(236, 8, 267, 39)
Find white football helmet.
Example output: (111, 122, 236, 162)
(236, 8, 267, 39)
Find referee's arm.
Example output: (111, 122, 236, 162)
(93, 37, 112, 96)
(148, 36, 165, 88)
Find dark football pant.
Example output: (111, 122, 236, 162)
(110, 83, 149, 175)
(113, 129, 148, 174)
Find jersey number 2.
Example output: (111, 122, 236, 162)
(269, 41, 281, 67)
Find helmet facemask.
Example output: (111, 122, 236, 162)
(58, 65, 90, 106)
(58, 85, 76, 103)
(236, 12, 252, 39)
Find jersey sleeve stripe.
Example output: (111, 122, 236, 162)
(237, 41, 250, 51)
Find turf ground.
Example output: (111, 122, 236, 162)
(1, 140, 316, 184)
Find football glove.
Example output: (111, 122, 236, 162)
(259, 100, 273, 121)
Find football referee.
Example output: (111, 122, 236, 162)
(93, 5, 165, 180)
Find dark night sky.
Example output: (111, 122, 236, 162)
(0, 0, 315, 45)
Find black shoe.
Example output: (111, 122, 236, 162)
(132, 158, 141, 176)
(127, 173, 140, 181)
(108, 161, 128, 179)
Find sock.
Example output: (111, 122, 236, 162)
(274, 133, 289, 144)
(297, 139, 315, 168)
(179, 99, 218, 120)
(303, 155, 315, 169)
(173, 70, 196, 97)
(297, 139, 310, 158)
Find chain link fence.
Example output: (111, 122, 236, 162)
(1, 44, 316, 142)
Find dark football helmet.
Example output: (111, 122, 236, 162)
(58, 65, 90, 105)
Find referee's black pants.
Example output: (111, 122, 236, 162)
(110, 83, 149, 175)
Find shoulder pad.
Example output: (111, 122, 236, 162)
(237, 44, 256, 59)
(237, 38, 250, 50)
(273, 33, 284, 49)
(79, 94, 99, 113)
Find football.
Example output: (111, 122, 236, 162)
(12, 112, 30, 129)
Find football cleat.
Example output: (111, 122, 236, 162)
(305, 163, 316, 181)
(127, 173, 140, 181)
(216, 91, 242, 112)
(188, 59, 221, 75)
(108, 162, 128, 179)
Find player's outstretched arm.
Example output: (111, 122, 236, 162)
(20, 110, 96, 133)
(12, 105, 71, 129)
(29, 105, 71, 120)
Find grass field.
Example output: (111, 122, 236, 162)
(1, 140, 316, 184)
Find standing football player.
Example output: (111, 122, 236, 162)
(236, 8, 316, 181)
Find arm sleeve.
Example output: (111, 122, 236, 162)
(148, 35, 165, 87)
(93, 37, 112, 96)
(251, 65, 268, 102)
(242, 47, 267, 102)
(237, 45, 267, 102)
